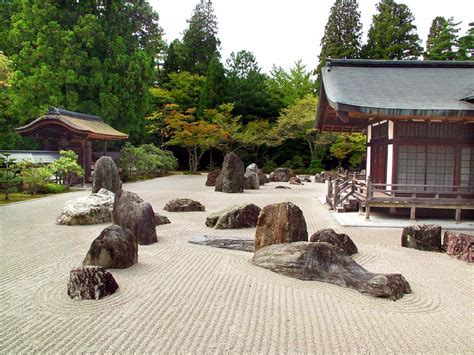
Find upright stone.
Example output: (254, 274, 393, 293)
(83, 224, 138, 269)
(93, 156, 121, 193)
(215, 152, 245, 193)
(254, 202, 308, 251)
(113, 190, 157, 245)
(206, 169, 221, 186)
(244, 163, 260, 190)
(401, 224, 442, 252)
(67, 266, 119, 300)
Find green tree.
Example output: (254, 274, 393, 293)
(364, 0, 422, 59)
(0, 153, 22, 200)
(197, 53, 227, 116)
(330, 133, 366, 169)
(181, 0, 220, 75)
(17, 160, 52, 195)
(239, 119, 280, 166)
(164, 72, 206, 111)
(316, 0, 362, 90)
(162, 39, 185, 79)
(458, 22, 474, 60)
(202, 103, 242, 154)
(49, 150, 84, 187)
(424, 17, 460, 60)
(268, 60, 316, 108)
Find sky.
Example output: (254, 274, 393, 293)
(150, 0, 473, 73)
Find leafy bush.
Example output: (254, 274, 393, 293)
(0, 153, 22, 200)
(18, 161, 53, 195)
(44, 182, 68, 194)
(262, 160, 278, 174)
(118, 143, 178, 181)
(50, 150, 84, 186)
(308, 159, 325, 175)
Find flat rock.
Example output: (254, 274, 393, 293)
(442, 232, 474, 262)
(252, 242, 412, 300)
(92, 156, 121, 193)
(401, 224, 442, 252)
(163, 198, 205, 212)
(275, 185, 291, 189)
(206, 169, 221, 187)
(83, 224, 138, 269)
(155, 213, 171, 226)
(67, 266, 119, 301)
(255, 202, 308, 251)
(205, 204, 261, 229)
(215, 152, 245, 193)
(113, 190, 157, 245)
(56, 189, 114, 225)
(310, 228, 358, 255)
(189, 235, 254, 252)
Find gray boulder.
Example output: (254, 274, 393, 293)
(92, 156, 121, 193)
(252, 242, 412, 300)
(83, 224, 138, 269)
(258, 171, 270, 185)
(155, 213, 171, 226)
(314, 173, 325, 183)
(189, 235, 254, 252)
(113, 190, 157, 245)
(67, 266, 119, 300)
(255, 202, 308, 251)
(215, 152, 245, 193)
(163, 198, 205, 212)
(244, 163, 260, 189)
(401, 224, 442, 252)
(310, 228, 358, 255)
(269, 167, 293, 182)
(56, 189, 114, 225)
(206, 204, 261, 229)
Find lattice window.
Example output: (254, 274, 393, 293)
(426, 146, 455, 191)
(397, 146, 426, 190)
(460, 147, 474, 192)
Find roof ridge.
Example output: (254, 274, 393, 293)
(47, 107, 103, 121)
(326, 59, 474, 69)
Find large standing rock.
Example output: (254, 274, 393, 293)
(255, 202, 308, 251)
(206, 204, 261, 229)
(244, 163, 260, 190)
(83, 225, 137, 269)
(310, 228, 358, 255)
(163, 198, 205, 212)
(401, 224, 442, 252)
(252, 242, 412, 300)
(113, 190, 157, 245)
(215, 152, 245, 193)
(442, 232, 474, 263)
(92, 156, 121, 193)
(206, 169, 221, 187)
(56, 189, 114, 225)
(258, 171, 270, 185)
(268, 168, 294, 182)
(67, 266, 119, 300)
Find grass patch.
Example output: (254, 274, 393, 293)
(0, 192, 55, 205)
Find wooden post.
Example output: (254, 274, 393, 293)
(333, 179, 339, 210)
(85, 140, 92, 183)
(455, 208, 461, 223)
(103, 141, 108, 156)
(365, 176, 372, 220)
(327, 176, 332, 207)
(81, 139, 86, 186)
(410, 206, 416, 221)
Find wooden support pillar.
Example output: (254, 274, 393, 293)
(455, 208, 461, 223)
(333, 180, 339, 211)
(85, 140, 92, 183)
(365, 176, 372, 220)
(81, 139, 86, 186)
(410, 206, 416, 221)
(103, 141, 108, 156)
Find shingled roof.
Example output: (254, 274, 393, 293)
(16, 107, 128, 140)
(315, 59, 474, 132)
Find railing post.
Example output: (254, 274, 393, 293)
(333, 179, 339, 210)
(326, 176, 333, 209)
(365, 176, 372, 220)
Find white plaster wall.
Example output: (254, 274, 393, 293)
(388, 121, 394, 140)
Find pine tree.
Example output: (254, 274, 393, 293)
(424, 17, 460, 60)
(316, 0, 362, 90)
(181, 0, 220, 75)
(197, 53, 227, 116)
(458, 22, 474, 60)
(163, 39, 185, 78)
(364, 0, 422, 60)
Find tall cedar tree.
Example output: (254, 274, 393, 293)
(458, 22, 474, 60)
(316, 0, 362, 90)
(162, 39, 185, 79)
(424, 17, 460, 60)
(364, 0, 422, 59)
(197, 53, 227, 116)
(181, 0, 220, 75)
(2, 0, 164, 144)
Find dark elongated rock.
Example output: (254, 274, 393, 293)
(310, 228, 358, 255)
(206, 169, 221, 186)
(67, 266, 119, 300)
(92, 156, 121, 193)
(163, 198, 205, 212)
(155, 213, 171, 226)
(255, 202, 308, 251)
(189, 235, 254, 252)
(83, 224, 137, 269)
(442, 232, 474, 263)
(113, 190, 157, 245)
(244, 163, 260, 190)
(252, 242, 412, 300)
(215, 152, 245, 193)
(401, 224, 442, 252)
(258, 171, 270, 185)
(275, 185, 291, 189)
(206, 204, 261, 229)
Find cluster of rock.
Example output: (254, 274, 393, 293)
(269, 168, 294, 182)
(206, 204, 261, 229)
(252, 202, 411, 300)
(401, 224, 473, 263)
(163, 198, 205, 212)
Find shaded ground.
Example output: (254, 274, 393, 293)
(0, 175, 472, 353)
